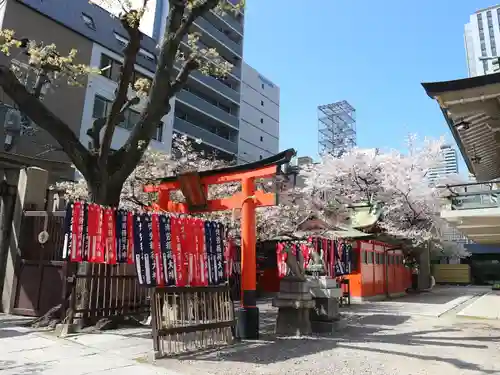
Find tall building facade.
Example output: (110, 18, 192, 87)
(428, 145, 459, 183)
(465, 5, 500, 77)
(318, 100, 356, 157)
(0, 0, 280, 166)
(238, 62, 279, 163)
(144, 0, 244, 160)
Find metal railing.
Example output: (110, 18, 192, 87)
(440, 181, 500, 210)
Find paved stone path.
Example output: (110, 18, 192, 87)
(0, 315, 178, 375)
(457, 290, 500, 320)
(2, 286, 500, 375)
(151, 289, 500, 375)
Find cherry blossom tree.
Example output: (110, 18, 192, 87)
(300, 134, 470, 258)
(0, 0, 243, 206)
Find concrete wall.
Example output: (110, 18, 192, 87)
(0, 0, 92, 164)
(238, 62, 279, 163)
(0, 167, 48, 313)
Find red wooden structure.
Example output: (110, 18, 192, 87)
(346, 240, 411, 299)
(143, 149, 295, 339)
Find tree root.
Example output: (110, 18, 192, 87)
(25, 309, 149, 333)
(24, 304, 63, 329)
(80, 315, 149, 333)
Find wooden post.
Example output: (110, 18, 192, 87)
(151, 288, 161, 358)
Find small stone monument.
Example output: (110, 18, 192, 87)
(303, 244, 343, 333)
(273, 243, 314, 336)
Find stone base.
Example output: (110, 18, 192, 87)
(311, 318, 347, 334)
(311, 297, 340, 322)
(275, 306, 312, 336)
(310, 287, 342, 299)
(307, 276, 338, 289)
(55, 323, 79, 337)
(273, 278, 314, 336)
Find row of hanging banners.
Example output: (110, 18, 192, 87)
(62, 202, 232, 288)
(276, 238, 353, 278)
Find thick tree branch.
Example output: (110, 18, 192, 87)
(0, 65, 92, 176)
(99, 13, 142, 169)
(173, 0, 219, 45)
(171, 57, 199, 94)
(111, 0, 222, 186)
(109, 1, 187, 183)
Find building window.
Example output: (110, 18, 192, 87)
(260, 100, 264, 106)
(259, 155, 263, 160)
(139, 48, 155, 62)
(121, 109, 141, 130)
(261, 83, 264, 89)
(93, 95, 144, 133)
(99, 54, 153, 90)
(82, 13, 96, 30)
(93, 95, 111, 119)
(497, 9, 500, 32)
(487, 11, 496, 56)
(114, 32, 128, 48)
(153, 122, 163, 142)
(99, 54, 122, 82)
(260, 118, 263, 124)
(260, 136, 263, 142)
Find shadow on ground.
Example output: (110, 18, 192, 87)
(0, 316, 33, 339)
(0, 359, 50, 374)
(0, 328, 29, 339)
(158, 306, 500, 374)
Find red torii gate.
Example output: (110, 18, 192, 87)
(143, 149, 295, 339)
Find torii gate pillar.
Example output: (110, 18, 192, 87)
(144, 149, 295, 339)
(239, 176, 258, 334)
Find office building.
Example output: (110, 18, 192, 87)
(95, 0, 245, 160)
(428, 144, 459, 183)
(0, 0, 97, 170)
(0, 0, 246, 165)
(238, 62, 279, 163)
(318, 100, 356, 157)
(465, 5, 500, 77)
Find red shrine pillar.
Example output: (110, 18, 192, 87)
(238, 176, 259, 339)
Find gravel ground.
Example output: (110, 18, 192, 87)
(154, 300, 500, 375)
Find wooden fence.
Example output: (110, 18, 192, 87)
(151, 285, 235, 357)
(20, 210, 236, 357)
(69, 263, 151, 325)
(19, 211, 150, 323)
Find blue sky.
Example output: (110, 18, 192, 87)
(243, 0, 495, 175)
